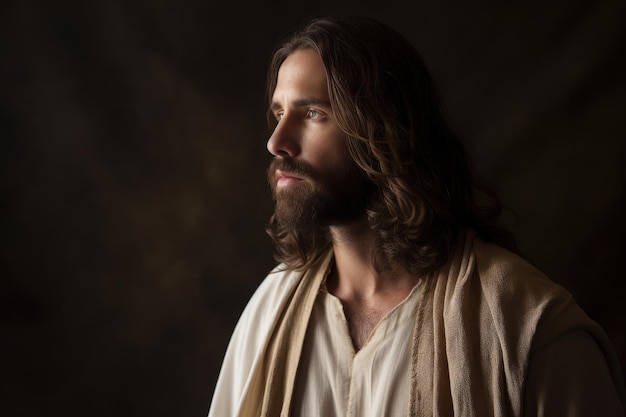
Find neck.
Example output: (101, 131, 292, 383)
(325, 218, 422, 351)
(327, 218, 420, 300)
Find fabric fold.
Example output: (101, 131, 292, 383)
(212, 230, 626, 417)
(237, 250, 334, 417)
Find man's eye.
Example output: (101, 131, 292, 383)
(307, 109, 322, 119)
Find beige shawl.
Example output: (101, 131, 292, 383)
(233, 231, 625, 416)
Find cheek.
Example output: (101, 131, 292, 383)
(316, 150, 353, 179)
(302, 124, 352, 173)
(323, 149, 361, 186)
(313, 129, 351, 161)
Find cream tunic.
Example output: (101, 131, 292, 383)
(291, 280, 422, 416)
(291, 279, 624, 417)
(208, 233, 626, 417)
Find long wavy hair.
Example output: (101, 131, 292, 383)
(266, 16, 518, 276)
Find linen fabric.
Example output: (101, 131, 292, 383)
(290, 281, 623, 416)
(208, 231, 626, 416)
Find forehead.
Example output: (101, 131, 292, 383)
(273, 49, 328, 100)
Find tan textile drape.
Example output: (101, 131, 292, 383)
(236, 231, 626, 417)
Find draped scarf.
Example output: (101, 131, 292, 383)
(232, 231, 626, 417)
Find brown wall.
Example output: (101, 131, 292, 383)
(2, 1, 625, 415)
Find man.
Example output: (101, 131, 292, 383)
(208, 16, 625, 417)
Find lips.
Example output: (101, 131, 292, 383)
(275, 169, 305, 188)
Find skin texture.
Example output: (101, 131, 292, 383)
(267, 48, 366, 230)
(268, 49, 347, 170)
(267, 49, 421, 350)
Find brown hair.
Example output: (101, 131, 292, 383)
(266, 16, 518, 276)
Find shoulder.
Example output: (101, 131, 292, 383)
(472, 237, 555, 292)
(469, 236, 599, 349)
(234, 264, 304, 343)
(223, 264, 303, 364)
(208, 265, 304, 416)
(434, 233, 626, 412)
(472, 237, 576, 311)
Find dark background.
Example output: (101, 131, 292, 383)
(2, 0, 625, 415)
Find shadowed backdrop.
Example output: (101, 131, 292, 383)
(2, 0, 625, 415)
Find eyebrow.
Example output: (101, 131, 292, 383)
(270, 98, 332, 111)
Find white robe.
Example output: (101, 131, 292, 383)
(208, 233, 626, 416)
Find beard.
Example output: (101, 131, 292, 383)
(267, 157, 371, 233)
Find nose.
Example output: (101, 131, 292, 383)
(266, 117, 300, 158)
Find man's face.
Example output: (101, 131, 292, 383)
(267, 48, 368, 231)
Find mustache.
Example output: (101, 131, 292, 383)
(267, 158, 315, 181)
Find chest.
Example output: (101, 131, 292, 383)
(290, 288, 420, 417)
(341, 289, 416, 350)
(342, 303, 388, 350)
